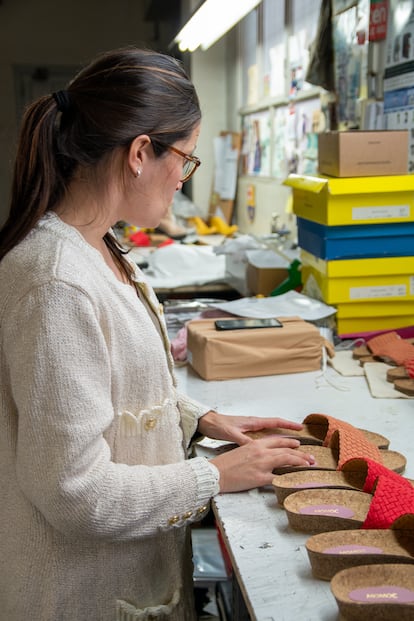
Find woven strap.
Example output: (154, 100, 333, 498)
(362, 475, 414, 529)
(341, 457, 411, 493)
(329, 428, 381, 470)
(303, 413, 358, 447)
(405, 358, 414, 379)
(368, 331, 414, 365)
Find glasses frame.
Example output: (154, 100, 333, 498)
(165, 145, 201, 182)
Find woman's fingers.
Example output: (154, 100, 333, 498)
(248, 416, 304, 431)
(210, 440, 316, 493)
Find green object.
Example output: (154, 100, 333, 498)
(270, 259, 302, 296)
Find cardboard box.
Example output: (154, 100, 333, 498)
(300, 249, 414, 304)
(245, 250, 290, 296)
(186, 316, 323, 381)
(246, 264, 289, 296)
(284, 173, 414, 226)
(318, 131, 408, 177)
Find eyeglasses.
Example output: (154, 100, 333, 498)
(165, 145, 201, 182)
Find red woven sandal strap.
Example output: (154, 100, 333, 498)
(303, 413, 356, 446)
(329, 428, 381, 470)
(367, 332, 414, 365)
(367, 331, 399, 355)
(405, 358, 414, 379)
(362, 475, 414, 529)
(341, 457, 411, 493)
(321, 417, 355, 448)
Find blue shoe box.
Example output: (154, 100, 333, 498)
(297, 217, 414, 260)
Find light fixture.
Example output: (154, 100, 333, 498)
(174, 0, 262, 52)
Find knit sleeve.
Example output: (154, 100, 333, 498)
(176, 391, 211, 448)
(3, 281, 218, 541)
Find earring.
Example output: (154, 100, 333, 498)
(136, 168, 142, 178)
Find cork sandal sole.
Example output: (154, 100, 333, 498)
(272, 469, 414, 506)
(284, 488, 374, 533)
(386, 366, 409, 382)
(284, 477, 414, 533)
(331, 564, 414, 621)
(394, 378, 414, 396)
(306, 520, 414, 581)
(247, 412, 389, 449)
(272, 445, 406, 475)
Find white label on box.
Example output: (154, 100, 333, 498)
(350, 284, 407, 299)
(352, 205, 410, 220)
(411, 277, 414, 295)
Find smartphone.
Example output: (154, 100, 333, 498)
(214, 318, 283, 331)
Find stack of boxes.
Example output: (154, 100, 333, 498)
(284, 130, 414, 337)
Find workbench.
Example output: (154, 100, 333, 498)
(175, 362, 414, 621)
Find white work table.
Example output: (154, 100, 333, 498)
(175, 363, 414, 621)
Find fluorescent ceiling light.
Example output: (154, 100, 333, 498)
(175, 0, 262, 52)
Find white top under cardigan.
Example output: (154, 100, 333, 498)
(0, 212, 219, 621)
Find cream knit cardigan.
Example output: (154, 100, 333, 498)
(0, 213, 219, 621)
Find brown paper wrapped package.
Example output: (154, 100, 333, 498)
(186, 316, 325, 380)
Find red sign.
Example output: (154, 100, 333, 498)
(369, 0, 388, 42)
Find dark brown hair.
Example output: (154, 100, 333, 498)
(0, 47, 201, 280)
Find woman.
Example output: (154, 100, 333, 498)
(0, 47, 315, 621)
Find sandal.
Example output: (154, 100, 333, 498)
(392, 359, 414, 396)
(353, 332, 414, 366)
(306, 513, 414, 581)
(272, 428, 406, 475)
(272, 457, 413, 506)
(387, 358, 414, 380)
(246, 413, 390, 448)
(283, 475, 414, 533)
(331, 563, 414, 621)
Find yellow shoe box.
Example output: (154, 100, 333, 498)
(300, 250, 414, 304)
(284, 174, 414, 226)
(335, 300, 414, 336)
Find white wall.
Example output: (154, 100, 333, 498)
(190, 38, 228, 217)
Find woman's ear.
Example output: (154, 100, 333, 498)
(128, 134, 151, 177)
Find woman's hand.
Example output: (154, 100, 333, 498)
(210, 436, 316, 493)
(197, 410, 304, 446)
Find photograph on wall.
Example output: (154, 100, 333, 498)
(384, 1, 414, 170)
(288, 26, 317, 97)
(271, 106, 289, 179)
(332, 5, 363, 127)
(272, 97, 324, 178)
(268, 43, 286, 98)
(384, 0, 414, 82)
(241, 110, 271, 177)
(289, 98, 324, 176)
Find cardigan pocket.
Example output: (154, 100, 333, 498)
(116, 587, 180, 620)
(110, 399, 184, 466)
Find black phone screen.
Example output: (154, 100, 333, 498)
(214, 318, 283, 331)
